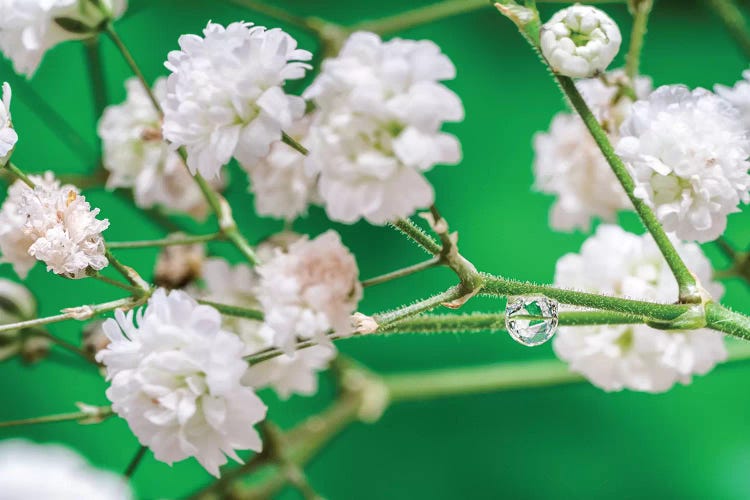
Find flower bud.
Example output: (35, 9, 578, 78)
(0, 279, 39, 363)
(153, 234, 205, 289)
(540, 5, 621, 78)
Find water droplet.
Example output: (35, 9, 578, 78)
(505, 295, 559, 346)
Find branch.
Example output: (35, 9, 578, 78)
(361, 256, 441, 287)
(625, 0, 654, 79)
(0, 405, 112, 429)
(107, 232, 223, 249)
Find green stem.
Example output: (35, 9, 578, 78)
(197, 299, 264, 321)
(554, 76, 699, 303)
(373, 286, 465, 325)
(352, 0, 625, 34)
(705, 0, 750, 59)
(224, 0, 324, 33)
(105, 24, 161, 114)
(390, 218, 442, 255)
(5, 162, 35, 188)
(481, 274, 690, 321)
(625, 0, 654, 79)
(91, 273, 143, 294)
(104, 248, 150, 293)
(123, 445, 148, 478)
(281, 131, 308, 155)
(0, 407, 113, 429)
(361, 257, 441, 287)
(107, 232, 223, 249)
(83, 35, 108, 129)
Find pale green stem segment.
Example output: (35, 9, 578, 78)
(107, 232, 224, 249)
(352, 0, 626, 34)
(104, 248, 151, 293)
(196, 299, 264, 321)
(553, 76, 700, 303)
(5, 162, 34, 188)
(361, 257, 441, 287)
(625, 0, 654, 79)
(91, 273, 144, 295)
(390, 218, 442, 255)
(373, 286, 465, 325)
(224, 0, 323, 33)
(105, 25, 161, 113)
(0, 406, 113, 429)
(281, 132, 308, 155)
(704, 0, 750, 58)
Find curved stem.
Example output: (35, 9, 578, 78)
(554, 76, 699, 303)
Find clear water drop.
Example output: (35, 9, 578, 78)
(504, 295, 559, 346)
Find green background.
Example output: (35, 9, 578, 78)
(2, 0, 750, 498)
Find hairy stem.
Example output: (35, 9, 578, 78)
(361, 257, 441, 287)
(390, 218, 442, 255)
(625, 0, 654, 79)
(554, 76, 700, 303)
(107, 232, 224, 249)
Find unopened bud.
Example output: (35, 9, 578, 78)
(540, 5, 621, 78)
(154, 234, 206, 289)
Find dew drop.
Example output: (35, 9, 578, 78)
(504, 295, 559, 346)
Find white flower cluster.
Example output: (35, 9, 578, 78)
(0, 82, 17, 159)
(0, 440, 133, 499)
(162, 21, 311, 179)
(257, 230, 362, 353)
(99, 77, 221, 219)
(96, 289, 267, 477)
(716, 69, 750, 128)
(540, 5, 621, 78)
(0, 173, 109, 278)
(553, 225, 726, 393)
(617, 85, 750, 242)
(200, 256, 336, 400)
(0, 0, 128, 76)
(303, 31, 463, 224)
(534, 71, 651, 230)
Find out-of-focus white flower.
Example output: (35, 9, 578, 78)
(540, 5, 621, 78)
(617, 85, 750, 242)
(96, 289, 266, 477)
(163, 21, 311, 179)
(716, 69, 750, 128)
(534, 71, 651, 231)
(0, 439, 133, 499)
(244, 115, 318, 221)
(0, 0, 128, 77)
(99, 78, 220, 219)
(553, 224, 726, 393)
(200, 257, 336, 399)
(304, 31, 463, 224)
(153, 235, 205, 289)
(257, 230, 361, 353)
(0, 83, 17, 159)
(0, 173, 109, 279)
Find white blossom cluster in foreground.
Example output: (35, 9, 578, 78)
(617, 85, 750, 242)
(0, 82, 17, 159)
(99, 77, 222, 219)
(534, 70, 651, 230)
(97, 231, 360, 474)
(304, 32, 464, 224)
(0, 0, 128, 76)
(0, 172, 109, 279)
(0, 440, 133, 499)
(162, 21, 312, 179)
(553, 225, 727, 392)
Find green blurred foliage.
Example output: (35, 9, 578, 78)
(1, 0, 750, 498)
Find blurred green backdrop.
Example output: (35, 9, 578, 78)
(2, 0, 750, 498)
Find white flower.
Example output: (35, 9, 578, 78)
(0, 439, 132, 499)
(0, 83, 17, 158)
(540, 5, 621, 78)
(163, 21, 311, 179)
(96, 289, 266, 477)
(0, 173, 109, 278)
(0, 0, 128, 77)
(617, 85, 750, 242)
(303, 31, 463, 224)
(553, 224, 727, 393)
(99, 77, 220, 219)
(257, 230, 361, 353)
(244, 114, 318, 221)
(715, 69, 750, 129)
(200, 257, 335, 399)
(534, 71, 651, 230)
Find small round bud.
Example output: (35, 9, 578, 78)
(540, 5, 622, 78)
